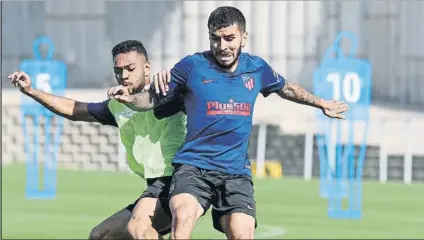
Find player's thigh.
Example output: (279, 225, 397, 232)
(169, 193, 204, 223)
(128, 197, 172, 235)
(130, 176, 173, 235)
(169, 164, 213, 224)
(212, 175, 257, 238)
(89, 205, 133, 239)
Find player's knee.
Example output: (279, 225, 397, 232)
(89, 226, 104, 240)
(173, 206, 196, 230)
(126, 218, 151, 239)
(170, 199, 197, 238)
(227, 224, 255, 240)
(226, 214, 255, 240)
(170, 210, 195, 239)
(126, 219, 137, 237)
(229, 228, 254, 239)
(171, 195, 198, 228)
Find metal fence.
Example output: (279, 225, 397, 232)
(2, 0, 424, 109)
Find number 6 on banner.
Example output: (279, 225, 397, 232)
(326, 72, 361, 103)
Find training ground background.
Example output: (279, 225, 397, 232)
(2, 164, 424, 239)
(3, 1, 424, 239)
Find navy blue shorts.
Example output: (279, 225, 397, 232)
(169, 163, 257, 233)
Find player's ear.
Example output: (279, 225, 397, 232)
(144, 61, 150, 79)
(241, 31, 248, 47)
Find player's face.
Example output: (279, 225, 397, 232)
(113, 51, 150, 94)
(209, 24, 247, 71)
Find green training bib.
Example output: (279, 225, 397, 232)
(108, 99, 186, 179)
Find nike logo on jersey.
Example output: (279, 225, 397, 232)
(202, 79, 214, 84)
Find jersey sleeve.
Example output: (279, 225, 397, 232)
(87, 100, 118, 127)
(260, 59, 286, 97)
(153, 94, 186, 120)
(154, 55, 196, 106)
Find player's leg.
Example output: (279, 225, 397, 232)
(127, 177, 173, 240)
(212, 175, 257, 239)
(169, 164, 213, 239)
(126, 197, 170, 239)
(89, 205, 133, 239)
(218, 212, 255, 239)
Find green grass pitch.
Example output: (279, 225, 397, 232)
(2, 164, 424, 239)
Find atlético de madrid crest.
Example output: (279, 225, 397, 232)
(242, 75, 255, 91)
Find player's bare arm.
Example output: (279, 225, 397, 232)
(278, 80, 349, 119)
(8, 70, 98, 122)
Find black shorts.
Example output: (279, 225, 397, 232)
(126, 176, 172, 235)
(169, 163, 257, 233)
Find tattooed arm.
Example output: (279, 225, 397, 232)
(277, 80, 324, 108)
(259, 58, 349, 119)
(111, 86, 157, 111)
(113, 59, 191, 112)
(277, 80, 350, 119)
(130, 88, 156, 111)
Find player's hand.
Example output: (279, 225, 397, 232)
(8, 70, 32, 94)
(107, 85, 135, 105)
(107, 85, 130, 99)
(321, 99, 349, 119)
(153, 69, 171, 96)
(112, 94, 136, 105)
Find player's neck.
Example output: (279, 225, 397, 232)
(215, 57, 240, 73)
(132, 80, 151, 94)
(132, 86, 144, 94)
(226, 60, 239, 73)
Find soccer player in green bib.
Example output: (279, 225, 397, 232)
(8, 40, 186, 239)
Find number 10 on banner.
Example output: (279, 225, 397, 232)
(326, 72, 361, 103)
(315, 68, 372, 121)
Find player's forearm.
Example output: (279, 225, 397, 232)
(26, 89, 95, 121)
(125, 89, 156, 112)
(278, 80, 323, 108)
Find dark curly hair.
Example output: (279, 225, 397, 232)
(207, 6, 246, 33)
(111, 40, 148, 60)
